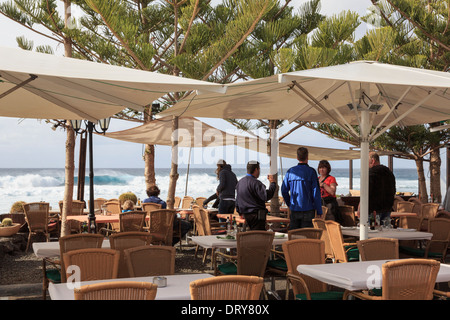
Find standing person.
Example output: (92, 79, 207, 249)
(235, 161, 277, 230)
(281, 147, 323, 229)
(216, 159, 238, 216)
(366, 152, 396, 223)
(318, 160, 341, 222)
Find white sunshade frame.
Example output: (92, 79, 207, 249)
(0, 46, 226, 122)
(159, 61, 450, 240)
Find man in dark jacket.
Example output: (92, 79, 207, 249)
(368, 152, 396, 223)
(216, 160, 238, 215)
(236, 161, 277, 230)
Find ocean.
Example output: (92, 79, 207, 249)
(0, 167, 426, 213)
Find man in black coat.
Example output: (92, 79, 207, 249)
(235, 161, 277, 230)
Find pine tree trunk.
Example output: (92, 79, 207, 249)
(415, 158, 428, 203)
(61, 0, 74, 237)
(429, 147, 442, 203)
(144, 144, 156, 190)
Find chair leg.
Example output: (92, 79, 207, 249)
(42, 259, 48, 300)
(26, 233, 32, 252)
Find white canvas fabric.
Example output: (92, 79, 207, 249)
(0, 46, 225, 121)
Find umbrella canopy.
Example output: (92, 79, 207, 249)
(102, 116, 361, 160)
(0, 46, 225, 122)
(159, 61, 450, 240)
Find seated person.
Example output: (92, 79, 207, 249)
(121, 200, 135, 213)
(143, 185, 191, 245)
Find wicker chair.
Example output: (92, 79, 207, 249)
(190, 275, 264, 300)
(59, 200, 85, 234)
(338, 205, 357, 227)
(181, 196, 194, 209)
(357, 238, 399, 261)
(282, 239, 344, 300)
(23, 202, 51, 252)
(174, 196, 181, 208)
(325, 220, 359, 263)
(288, 228, 323, 240)
(74, 281, 157, 300)
(42, 233, 104, 300)
(312, 218, 334, 261)
(195, 197, 207, 206)
(396, 201, 415, 213)
(193, 205, 227, 263)
(419, 203, 440, 232)
(142, 202, 162, 213)
(213, 231, 274, 277)
(109, 232, 152, 278)
(124, 245, 175, 277)
(88, 198, 107, 212)
(397, 216, 422, 248)
(344, 259, 440, 300)
(147, 209, 175, 246)
(101, 211, 146, 235)
(400, 218, 450, 262)
(62, 248, 120, 282)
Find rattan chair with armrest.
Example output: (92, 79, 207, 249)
(190, 275, 264, 300)
(101, 211, 146, 235)
(74, 281, 157, 300)
(62, 248, 120, 282)
(109, 232, 152, 278)
(282, 239, 344, 300)
(344, 259, 440, 300)
(357, 238, 399, 261)
(325, 220, 359, 263)
(23, 202, 52, 252)
(124, 245, 175, 277)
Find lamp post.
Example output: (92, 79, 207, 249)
(70, 118, 111, 233)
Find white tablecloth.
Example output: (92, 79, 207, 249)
(341, 227, 433, 240)
(190, 233, 288, 249)
(297, 259, 450, 291)
(48, 273, 213, 300)
(33, 240, 111, 259)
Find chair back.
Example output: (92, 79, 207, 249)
(288, 228, 323, 240)
(124, 245, 175, 277)
(408, 198, 423, 217)
(59, 234, 105, 282)
(103, 200, 122, 214)
(420, 203, 440, 231)
(312, 218, 334, 260)
(147, 209, 175, 246)
(74, 281, 157, 300)
(119, 211, 146, 232)
(282, 239, 327, 295)
(142, 202, 162, 213)
(200, 207, 215, 236)
(325, 220, 348, 263)
(195, 197, 207, 206)
(396, 201, 415, 213)
(192, 205, 206, 236)
(381, 259, 440, 300)
(236, 231, 274, 277)
(181, 196, 194, 209)
(89, 198, 107, 211)
(174, 196, 181, 208)
(321, 206, 328, 218)
(398, 216, 421, 230)
(109, 232, 152, 278)
(357, 238, 399, 261)
(190, 275, 264, 300)
(23, 202, 50, 233)
(338, 205, 357, 227)
(63, 248, 120, 282)
(58, 200, 85, 233)
(426, 218, 450, 261)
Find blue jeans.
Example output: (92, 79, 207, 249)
(289, 209, 315, 230)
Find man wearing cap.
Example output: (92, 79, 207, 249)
(281, 147, 322, 229)
(236, 161, 277, 230)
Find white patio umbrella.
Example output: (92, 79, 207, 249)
(159, 61, 450, 240)
(0, 46, 225, 121)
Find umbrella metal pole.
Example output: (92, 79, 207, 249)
(87, 121, 96, 233)
(359, 110, 370, 241)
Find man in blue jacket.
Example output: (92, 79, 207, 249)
(281, 147, 322, 229)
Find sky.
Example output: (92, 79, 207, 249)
(0, 0, 446, 174)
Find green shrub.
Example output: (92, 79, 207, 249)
(118, 192, 137, 205)
(10, 201, 26, 213)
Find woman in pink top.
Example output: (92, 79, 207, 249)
(318, 160, 341, 222)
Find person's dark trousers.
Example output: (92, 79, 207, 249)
(218, 199, 235, 222)
(289, 209, 315, 229)
(243, 212, 266, 230)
